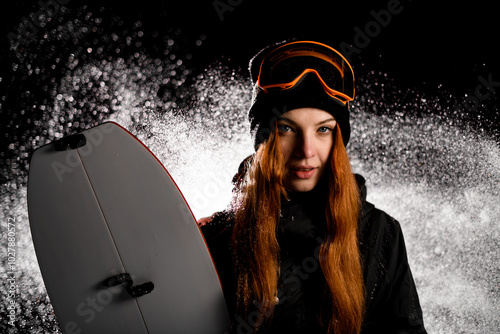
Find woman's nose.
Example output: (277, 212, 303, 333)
(294, 133, 316, 159)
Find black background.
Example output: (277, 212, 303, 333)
(1, 0, 498, 120)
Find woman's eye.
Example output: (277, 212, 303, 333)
(318, 126, 333, 133)
(278, 124, 292, 132)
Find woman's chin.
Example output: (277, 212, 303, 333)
(284, 179, 319, 193)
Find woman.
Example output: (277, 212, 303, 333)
(199, 40, 427, 334)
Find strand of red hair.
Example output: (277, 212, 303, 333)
(320, 126, 365, 333)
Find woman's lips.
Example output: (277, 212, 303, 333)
(289, 166, 317, 179)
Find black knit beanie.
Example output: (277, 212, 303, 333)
(247, 41, 352, 149)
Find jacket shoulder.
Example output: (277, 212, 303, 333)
(198, 210, 235, 260)
(359, 200, 408, 275)
(355, 173, 405, 251)
(360, 203, 403, 240)
(199, 210, 234, 237)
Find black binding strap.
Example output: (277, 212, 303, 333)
(102, 273, 154, 297)
(54, 133, 87, 151)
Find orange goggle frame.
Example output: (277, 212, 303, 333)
(257, 41, 355, 104)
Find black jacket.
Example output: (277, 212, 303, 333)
(200, 175, 427, 334)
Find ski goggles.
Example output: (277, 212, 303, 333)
(257, 41, 355, 104)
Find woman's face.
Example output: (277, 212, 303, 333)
(277, 108, 336, 192)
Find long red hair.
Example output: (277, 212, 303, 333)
(232, 124, 365, 333)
